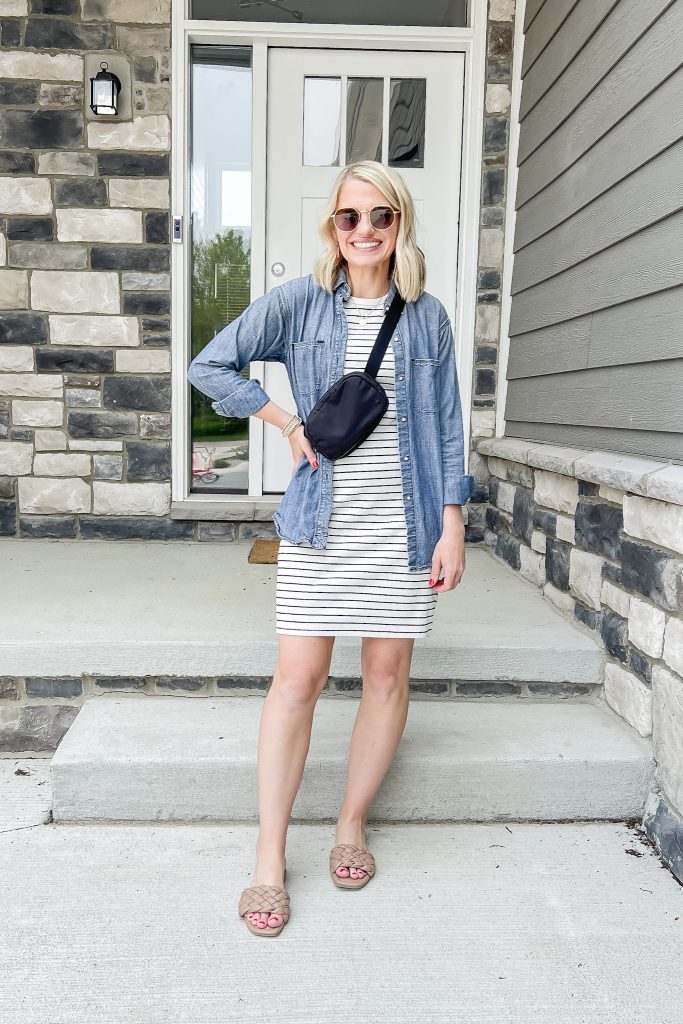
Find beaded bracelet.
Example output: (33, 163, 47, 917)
(281, 414, 302, 438)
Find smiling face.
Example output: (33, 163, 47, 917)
(333, 177, 400, 278)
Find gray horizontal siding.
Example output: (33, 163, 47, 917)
(504, 0, 683, 463)
(516, 1, 683, 206)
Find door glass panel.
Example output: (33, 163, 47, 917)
(389, 78, 426, 168)
(189, 44, 252, 494)
(346, 78, 383, 163)
(190, 0, 469, 26)
(303, 77, 341, 166)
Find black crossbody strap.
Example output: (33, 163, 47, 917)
(363, 292, 406, 380)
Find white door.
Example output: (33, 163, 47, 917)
(260, 48, 465, 493)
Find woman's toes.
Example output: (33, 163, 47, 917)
(349, 866, 366, 879)
(335, 865, 350, 877)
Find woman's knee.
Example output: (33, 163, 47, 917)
(273, 635, 333, 705)
(361, 639, 413, 700)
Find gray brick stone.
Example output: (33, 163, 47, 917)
(0, 109, 83, 149)
(79, 515, 192, 539)
(0, 678, 19, 700)
(93, 453, 123, 479)
(90, 245, 169, 271)
(155, 677, 207, 693)
(25, 677, 82, 698)
(68, 409, 137, 438)
(36, 347, 113, 373)
(103, 375, 171, 412)
(197, 522, 236, 541)
(545, 537, 571, 590)
(8, 242, 87, 270)
(0, 150, 35, 173)
(601, 610, 629, 664)
(54, 177, 107, 207)
(0, 704, 78, 752)
(496, 529, 520, 570)
(456, 681, 521, 697)
(7, 218, 54, 241)
(144, 211, 169, 244)
(96, 152, 169, 177)
(122, 291, 170, 316)
(0, 81, 38, 105)
(621, 539, 683, 613)
(94, 676, 147, 690)
(0, 499, 17, 536)
(24, 16, 113, 48)
(126, 441, 170, 480)
(20, 514, 76, 538)
(512, 485, 534, 544)
(574, 498, 623, 561)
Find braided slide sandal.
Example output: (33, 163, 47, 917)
(329, 844, 376, 889)
(238, 864, 290, 937)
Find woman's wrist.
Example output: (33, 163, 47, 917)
(442, 503, 465, 532)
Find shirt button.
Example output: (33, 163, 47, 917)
(398, 374, 404, 381)
(406, 494, 412, 501)
(401, 416, 406, 422)
(403, 455, 409, 461)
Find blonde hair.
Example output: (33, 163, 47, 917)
(312, 161, 426, 303)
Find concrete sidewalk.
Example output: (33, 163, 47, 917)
(2, 760, 681, 1024)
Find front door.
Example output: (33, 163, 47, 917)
(261, 47, 465, 493)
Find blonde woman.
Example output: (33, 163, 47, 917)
(187, 160, 475, 937)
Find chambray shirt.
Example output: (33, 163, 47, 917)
(187, 264, 475, 571)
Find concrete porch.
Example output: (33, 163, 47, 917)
(1, 537, 603, 684)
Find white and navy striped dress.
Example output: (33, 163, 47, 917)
(275, 289, 437, 638)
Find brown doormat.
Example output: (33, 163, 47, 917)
(248, 538, 280, 563)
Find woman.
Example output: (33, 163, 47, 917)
(187, 160, 475, 937)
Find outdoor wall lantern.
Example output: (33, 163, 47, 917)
(90, 61, 122, 116)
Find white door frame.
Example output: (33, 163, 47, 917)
(171, 0, 487, 505)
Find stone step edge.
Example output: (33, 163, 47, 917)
(3, 676, 602, 700)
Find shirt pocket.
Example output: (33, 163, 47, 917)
(410, 357, 439, 414)
(290, 338, 325, 397)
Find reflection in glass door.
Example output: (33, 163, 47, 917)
(189, 45, 252, 494)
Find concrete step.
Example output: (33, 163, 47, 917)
(50, 695, 654, 824)
(2, 539, 603, 689)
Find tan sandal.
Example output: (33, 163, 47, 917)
(238, 864, 290, 937)
(329, 844, 376, 889)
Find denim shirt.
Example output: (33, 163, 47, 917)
(187, 265, 475, 571)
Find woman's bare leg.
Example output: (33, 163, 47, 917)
(333, 636, 414, 879)
(245, 633, 334, 930)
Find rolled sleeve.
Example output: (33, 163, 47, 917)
(187, 284, 288, 419)
(437, 316, 476, 506)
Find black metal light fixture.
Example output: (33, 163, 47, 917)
(90, 61, 122, 116)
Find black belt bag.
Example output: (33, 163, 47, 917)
(302, 291, 406, 461)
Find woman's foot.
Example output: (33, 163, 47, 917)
(243, 851, 287, 930)
(333, 817, 369, 881)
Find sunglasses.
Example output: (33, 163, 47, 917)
(330, 206, 400, 232)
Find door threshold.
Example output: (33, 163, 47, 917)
(170, 498, 280, 521)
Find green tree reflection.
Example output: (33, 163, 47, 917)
(191, 228, 251, 441)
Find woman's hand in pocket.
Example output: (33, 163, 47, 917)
(288, 424, 318, 477)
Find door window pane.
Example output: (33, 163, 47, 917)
(389, 78, 426, 167)
(346, 78, 382, 163)
(190, 0, 469, 26)
(303, 77, 341, 166)
(189, 45, 252, 495)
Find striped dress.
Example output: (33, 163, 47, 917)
(275, 289, 438, 638)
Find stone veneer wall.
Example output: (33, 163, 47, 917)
(0, 0, 174, 539)
(0, 0, 516, 540)
(476, 435, 683, 875)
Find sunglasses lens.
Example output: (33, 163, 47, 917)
(334, 209, 359, 231)
(370, 207, 395, 229)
